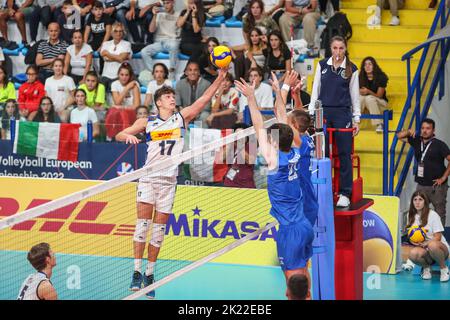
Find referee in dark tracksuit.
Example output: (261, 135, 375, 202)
(309, 36, 361, 208)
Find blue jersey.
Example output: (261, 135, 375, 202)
(267, 148, 306, 226)
(299, 135, 319, 226)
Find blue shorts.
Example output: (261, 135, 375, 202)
(277, 220, 314, 271)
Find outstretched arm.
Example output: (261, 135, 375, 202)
(234, 78, 277, 169)
(180, 69, 227, 123)
(115, 117, 148, 144)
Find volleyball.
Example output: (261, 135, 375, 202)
(407, 225, 427, 243)
(210, 45, 232, 69)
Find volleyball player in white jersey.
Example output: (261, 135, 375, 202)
(116, 69, 227, 299)
(17, 243, 57, 300)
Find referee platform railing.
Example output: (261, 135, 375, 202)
(389, 0, 450, 196)
(242, 105, 393, 195)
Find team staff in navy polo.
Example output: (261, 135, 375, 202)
(309, 35, 361, 208)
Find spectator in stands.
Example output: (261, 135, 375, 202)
(232, 27, 267, 80)
(238, 67, 273, 118)
(286, 274, 310, 300)
(103, 0, 134, 42)
(111, 62, 141, 109)
(263, 29, 292, 81)
(100, 22, 132, 90)
(188, 36, 219, 83)
(64, 30, 93, 84)
(0, 99, 20, 139)
(30, 0, 65, 44)
(207, 72, 239, 128)
(370, 0, 404, 26)
(36, 22, 69, 83)
(57, 0, 81, 43)
(223, 123, 256, 188)
(319, 0, 339, 20)
(78, 71, 107, 120)
(177, 0, 206, 59)
(72, 0, 93, 17)
(70, 88, 99, 141)
(397, 118, 450, 226)
(84, 1, 112, 74)
(279, 0, 320, 50)
(309, 36, 360, 208)
(44, 58, 76, 122)
(359, 56, 388, 133)
(126, 0, 159, 44)
(175, 61, 211, 126)
(143, 63, 172, 113)
(405, 191, 449, 282)
(0, 0, 28, 46)
(0, 66, 17, 107)
(32, 96, 61, 122)
(141, 0, 179, 81)
(243, 0, 279, 43)
(204, 0, 225, 17)
(265, 0, 285, 24)
(18, 65, 46, 120)
(136, 104, 149, 119)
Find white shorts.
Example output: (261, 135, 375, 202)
(137, 180, 177, 213)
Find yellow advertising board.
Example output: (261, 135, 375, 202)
(0, 177, 399, 273)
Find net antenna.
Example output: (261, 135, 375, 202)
(313, 100, 325, 159)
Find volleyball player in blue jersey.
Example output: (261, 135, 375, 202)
(234, 78, 314, 295)
(271, 70, 319, 227)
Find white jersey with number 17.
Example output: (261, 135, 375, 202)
(140, 112, 186, 182)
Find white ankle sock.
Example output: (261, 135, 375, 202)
(145, 262, 156, 276)
(134, 259, 142, 272)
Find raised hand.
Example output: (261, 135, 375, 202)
(269, 71, 280, 93)
(234, 78, 256, 98)
(284, 70, 299, 88)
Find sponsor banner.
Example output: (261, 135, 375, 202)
(0, 141, 146, 180)
(362, 196, 400, 275)
(0, 178, 400, 271)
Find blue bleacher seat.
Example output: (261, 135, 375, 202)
(140, 85, 147, 94)
(152, 52, 169, 59)
(14, 82, 21, 90)
(21, 47, 28, 56)
(14, 73, 27, 83)
(225, 16, 243, 28)
(296, 53, 308, 63)
(178, 53, 190, 60)
(132, 52, 142, 59)
(3, 47, 22, 56)
(93, 51, 100, 58)
(205, 16, 225, 27)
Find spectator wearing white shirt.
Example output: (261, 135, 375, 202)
(140, 0, 179, 78)
(100, 22, 132, 90)
(64, 30, 93, 85)
(406, 191, 449, 283)
(29, 0, 65, 44)
(239, 67, 274, 116)
(111, 62, 141, 109)
(44, 58, 76, 123)
(207, 72, 239, 129)
(143, 63, 172, 113)
(70, 88, 99, 141)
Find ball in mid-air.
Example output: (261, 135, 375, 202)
(210, 45, 232, 69)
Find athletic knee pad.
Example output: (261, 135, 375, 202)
(133, 219, 151, 243)
(149, 223, 166, 248)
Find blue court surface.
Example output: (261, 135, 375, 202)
(1, 250, 449, 300)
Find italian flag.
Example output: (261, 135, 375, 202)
(13, 121, 81, 162)
(183, 128, 231, 182)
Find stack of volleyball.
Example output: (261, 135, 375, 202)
(210, 45, 232, 69)
(407, 225, 428, 243)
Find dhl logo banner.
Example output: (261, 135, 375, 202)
(0, 178, 399, 272)
(150, 128, 182, 141)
